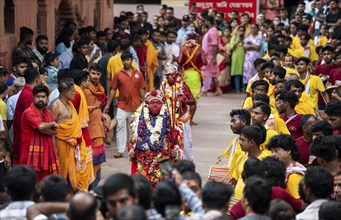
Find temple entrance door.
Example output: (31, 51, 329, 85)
(56, 0, 74, 35)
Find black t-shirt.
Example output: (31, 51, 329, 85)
(326, 10, 341, 24)
(70, 54, 88, 70)
(141, 22, 153, 34)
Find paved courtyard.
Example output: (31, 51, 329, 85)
(101, 93, 244, 184)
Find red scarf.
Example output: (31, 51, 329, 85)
(26, 103, 60, 174)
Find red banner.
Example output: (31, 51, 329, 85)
(189, 0, 258, 23)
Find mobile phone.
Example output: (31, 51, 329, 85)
(240, 34, 244, 40)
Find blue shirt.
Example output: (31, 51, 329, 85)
(46, 65, 59, 91)
(130, 46, 140, 71)
(176, 27, 192, 47)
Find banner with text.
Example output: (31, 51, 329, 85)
(189, 0, 258, 23)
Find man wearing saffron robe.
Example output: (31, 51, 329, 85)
(20, 85, 60, 182)
(72, 70, 95, 188)
(51, 79, 91, 191)
(141, 28, 159, 91)
(84, 64, 107, 188)
(162, 63, 195, 160)
(129, 90, 181, 186)
(178, 33, 206, 125)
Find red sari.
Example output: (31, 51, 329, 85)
(20, 103, 60, 182)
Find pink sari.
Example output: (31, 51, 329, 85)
(202, 27, 220, 92)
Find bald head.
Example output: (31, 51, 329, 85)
(69, 192, 97, 220)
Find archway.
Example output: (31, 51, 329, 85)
(56, 0, 74, 35)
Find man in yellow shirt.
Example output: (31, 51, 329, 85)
(285, 80, 316, 115)
(243, 80, 275, 112)
(293, 33, 318, 64)
(267, 134, 306, 199)
(0, 82, 8, 139)
(296, 57, 330, 108)
(251, 102, 279, 151)
(219, 109, 251, 170)
(252, 94, 290, 135)
(231, 124, 272, 198)
(283, 54, 297, 75)
(292, 24, 315, 51)
(246, 62, 274, 97)
(245, 58, 267, 97)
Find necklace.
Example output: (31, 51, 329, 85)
(59, 99, 71, 112)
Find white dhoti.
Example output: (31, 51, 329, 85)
(179, 112, 193, 161)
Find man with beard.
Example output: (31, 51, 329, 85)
(32, 35, 49, 66)
(267, 66, 286, 98)
(165, 7, 181, 28)
(315, 45, 338, 76)
(20, 85, 60, 182)
(13, 68, 43, 164)
(218, 109, 250, 169)
(165, 31, 180, 65)
(84, 64, 106, 187)
(275, 89, 303, 139)
(12, 26, 37, 63)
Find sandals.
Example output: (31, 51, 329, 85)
(113, 152, 124, 158)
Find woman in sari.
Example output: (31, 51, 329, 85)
(229, 26, 245, 93)
(218, 27, 232, 88)
(242, 24, 262, 90)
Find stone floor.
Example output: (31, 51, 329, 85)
(101, 93, 244, 184)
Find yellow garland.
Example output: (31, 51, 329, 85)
(182, 42, 206, 80)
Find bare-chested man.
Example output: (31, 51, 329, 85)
(51, 79, 92, 191)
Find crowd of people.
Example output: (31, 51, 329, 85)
(0, 0, 341, 219)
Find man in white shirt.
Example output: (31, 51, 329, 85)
(176, 15, 192, 47)
(296, 166, 333, 220)
(0, 166, 43, 220)
(165, 31, 180, 65)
